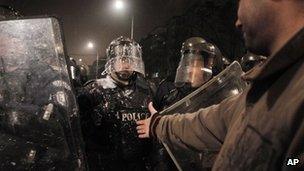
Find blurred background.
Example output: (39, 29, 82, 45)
(0, 0, 246, 81)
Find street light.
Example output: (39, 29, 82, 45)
(87, 42, 94, 49)
(114, 0, 124, 10)
(87, 41, 99, 79)
(113, 0, 134, 39)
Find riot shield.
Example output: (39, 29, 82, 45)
(160, 61, 247, 171)
(0, 17, 86, 170)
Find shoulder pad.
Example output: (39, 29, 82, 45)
(83, 77, 117, 89)
(95, 77, 117, 89)
(51, 80, 72, 91)
(135, 76, 150, 90)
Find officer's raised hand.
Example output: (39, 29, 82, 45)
(136, 102, 157, 138)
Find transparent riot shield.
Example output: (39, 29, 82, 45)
(160, 61, 247, 171)
(0, 17, 86, 170)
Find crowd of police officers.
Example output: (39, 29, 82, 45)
(0, 5, 266, 171)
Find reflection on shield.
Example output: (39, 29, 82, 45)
(0, 18, 85, 170)
(160, 62, 247, 171)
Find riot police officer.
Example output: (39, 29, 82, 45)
(68, 57, 82, 88)
(78, 37, 153, 171)
(0, 17, 85, 170)
(79, 64, 88, 85)
(151, 37, 224, 171)
(68, 57, 89, 89)
(154, 37, 224, 111)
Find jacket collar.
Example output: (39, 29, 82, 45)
(243, 27, 304, 81)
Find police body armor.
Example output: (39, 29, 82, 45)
(152, 81, 195, 171)
(161, 85, 195, 111)
(78, 75, 152, 170)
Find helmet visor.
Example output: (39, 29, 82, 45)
(103, 56, 145, 75)
(175, 53, 213, 87)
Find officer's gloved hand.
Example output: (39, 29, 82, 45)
(136, 102, 157, 138)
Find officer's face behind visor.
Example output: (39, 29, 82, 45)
(175, 53, 213, 88)
(114, 56, 135, 80)
(188, 58, 213, 88)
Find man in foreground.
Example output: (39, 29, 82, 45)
(137, 0, 304, 170)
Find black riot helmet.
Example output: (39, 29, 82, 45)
(240, 52, 267, 72)
(103, 36, 145, 84)
(79, 64, 88, 84)
(79, 65, 88, 77)
(174, 37, 224, 88)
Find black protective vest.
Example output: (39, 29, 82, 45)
(78, 76, 152, 170)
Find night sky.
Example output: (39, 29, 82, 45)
(1, 0, 197, 65)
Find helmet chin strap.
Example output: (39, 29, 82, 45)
(110, 71, 134, 86)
